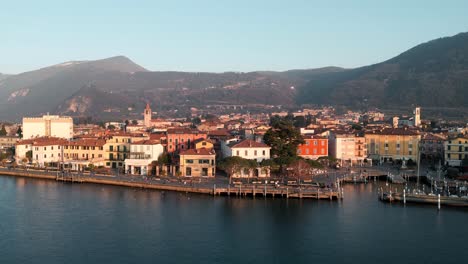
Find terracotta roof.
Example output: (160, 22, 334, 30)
(179, 148, 215, 156)
(208, 128, 230, 137)
(149, 133, 166, 140)
(367, 128, 419, 136)
(17, 137, 64, 146)
(167, 128, 206, 135)
(421, 133, 447, 141)
(193, 138, 213, 144)
(230, 139, 270, 148)
(132, 139, 161, 145)
(67, 139, 106, 147)
(303, 135, 328, 140)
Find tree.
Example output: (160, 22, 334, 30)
(16, 126, 23, 138)
(107, 125, 116, 130)
(0, 125, 7, 136)
(125, 120, 130, 126)
(192, 117, 201, 126)
(26, 150, 32, 162)
(132, 120, 138, 125)
(287, 159, 313, 183)
(264, 117, 304, 169)
(158, 153, 172, 164)
(218, 156, 250, 184)
(351, 123, 362, 130)
(293, 116, 307, 128)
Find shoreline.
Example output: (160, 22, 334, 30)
(0, 169, 342, 200)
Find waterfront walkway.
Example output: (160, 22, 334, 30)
(0, 167, 343, 200)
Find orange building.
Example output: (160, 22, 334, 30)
(297, 135, 328, 160)
(166, 128, 207, 153)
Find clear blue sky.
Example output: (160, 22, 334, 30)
(1, 0, 468, 74)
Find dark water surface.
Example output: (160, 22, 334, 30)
(0, 176, 467, 264)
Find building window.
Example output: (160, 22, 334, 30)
(263, 150, 266, 155)
(187, 159, 194, 164)
(236, 150, 239, 156)
(306, 149, 309, 154)
(306, 141, 310, 146)
(313, 149, 317, 154)
(245, 150, 248, 156)
(321, 141, 325, 146)
(297, 149, 301, 155)
(314, 141, 318, 145)
(254, 150, 257, 156)
(321, 149, 325, 154)
(44, 154, 47, 158)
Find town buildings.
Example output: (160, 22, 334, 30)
(63, 138, 107, 171)
(444, 136, 468, 167)
(365, 128, 421, 165)
(23, 114, 73, 139)
(166, 128, 207, 153)
(420, 133, 446, 161)
(297, 135, 328, 160)
(0, 136, 19, 150)
(179, 148, 216, 177)
(124, 140, 164, 175)
(222, 139, 271, 162)
(104, 133, 149, 169)
(328, 133, 366, 165)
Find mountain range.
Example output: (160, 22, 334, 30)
(0, 32, 467, 121)
(296, 32, 468, 109)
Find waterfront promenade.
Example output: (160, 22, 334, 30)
(0, 167, 343, 200)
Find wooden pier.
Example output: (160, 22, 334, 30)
(213, 185, 342, 200)
(0, 169, 342, 200)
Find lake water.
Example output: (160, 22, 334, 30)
(0, 176, 467, 264)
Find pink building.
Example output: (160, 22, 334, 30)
(166, 128, 207, 153)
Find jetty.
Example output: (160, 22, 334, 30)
(0, 168, 342, 200)
(378, 186, 468, 208)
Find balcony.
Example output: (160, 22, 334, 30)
(129, 153, 152, 159)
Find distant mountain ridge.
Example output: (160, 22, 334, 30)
(1, 32, 468, 121)
(296, 32, 468, 108)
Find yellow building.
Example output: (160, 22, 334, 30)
(104, 133, 149, 169)
(63, 139, 107, 171)
(444, 136, 468, 167)
(193, 138, 214, 150)
(179, 148, 216, 177)
(365, 128, 421, 164)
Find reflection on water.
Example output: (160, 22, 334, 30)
(0, 176, 467, 264)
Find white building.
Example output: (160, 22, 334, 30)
(15, 139, 35, 163)
(15, 137, 65, 165)
(124, 140, 164, 175)
(23, 114, 73, 139)
(329, 133, 367, 165)
(223, 139, 270, 162)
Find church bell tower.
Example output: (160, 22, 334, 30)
(144, 103, 152, 128)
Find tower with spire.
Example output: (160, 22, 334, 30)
(144, 103, 152, 128)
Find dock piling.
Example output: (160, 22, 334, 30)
(438, 194, 441, 210)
